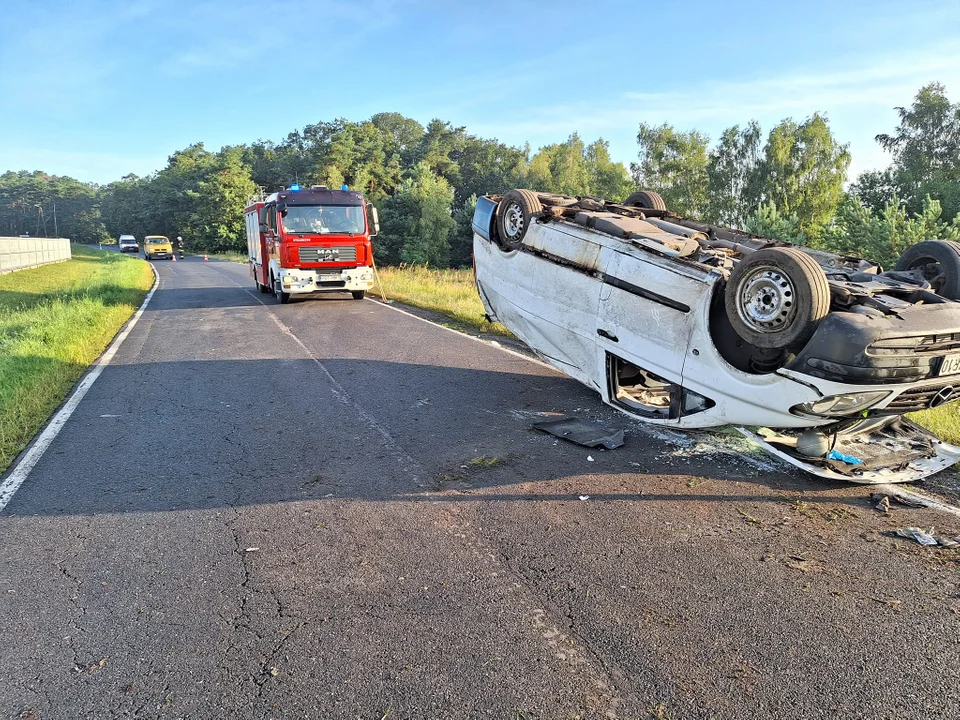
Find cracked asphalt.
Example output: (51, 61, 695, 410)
(1, 255, 959, 719)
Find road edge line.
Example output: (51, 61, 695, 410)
(0, 263, 160, 512)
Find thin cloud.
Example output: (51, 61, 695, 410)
(464, 42, 960, 176)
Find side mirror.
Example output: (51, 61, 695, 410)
(370, 206, 380, 237)
(259, 223, 268, 233)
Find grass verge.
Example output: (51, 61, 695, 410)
(375, 265, 513, 337)
(0, 245, 153, 473)
(187, 250, 248, 264)
(910, 406, 960, 447)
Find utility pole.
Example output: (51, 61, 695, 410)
(53, 201, 58, 238)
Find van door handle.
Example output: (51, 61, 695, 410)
(597, 328, 618, 342)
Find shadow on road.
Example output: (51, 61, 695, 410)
(1, 355, 909, 518)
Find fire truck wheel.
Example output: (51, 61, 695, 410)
(351, 290, 366, 300)
(273, 277, 291, 304)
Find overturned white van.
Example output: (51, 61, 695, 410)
(473, 189, 960, 483)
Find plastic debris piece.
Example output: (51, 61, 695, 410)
(533, 417, 625, 449)
(587, 456, 594, 462)
(873, 494, 891, 514)
(934, 535, 960, 549)
(895, 527, 938, 546)
(244, 547, 260, 553)
(890, 493, 928, 508)
(579, 495, 590, 501)
(825, 449, 862, 465)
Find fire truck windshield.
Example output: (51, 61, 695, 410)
(281, 205, 365, 235)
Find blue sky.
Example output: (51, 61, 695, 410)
(2, 0, 958, 185)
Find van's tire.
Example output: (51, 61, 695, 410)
(537, 193, 578, 207)
(725, 247, 830, 349)
(894, 240, 960, 300)
(496, 189, 543, 250)
(351, 290, 366, 300)
(624, 191, 667, 212)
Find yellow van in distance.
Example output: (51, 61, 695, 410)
(144, 235, 173, 260)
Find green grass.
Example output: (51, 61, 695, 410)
(910, 406, 960, 446)
(376, 265, 513, 337)
(187, 250, 248, 264)
(0, 245, 153, 473)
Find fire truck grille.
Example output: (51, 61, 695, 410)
(298, 246, 357, 264)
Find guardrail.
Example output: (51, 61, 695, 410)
(0, 237, 72, 274)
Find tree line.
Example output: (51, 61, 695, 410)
(1, 83, 957, 269)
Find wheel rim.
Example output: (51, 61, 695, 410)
(503, 201, 524, 239)
(736, 266, 796, 335)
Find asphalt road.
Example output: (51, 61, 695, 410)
(2, 254, 959, 719)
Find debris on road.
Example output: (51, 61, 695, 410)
(579, 495, 590, 501)
(825, 449, 862, 465)
(532, 417, 625, 449)
(895, 527, 938, 546)
(244, 547, 260, 553)
(870, 492, 932, 513)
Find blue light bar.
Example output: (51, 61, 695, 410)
(341, 184, 349, 191)
(290, 183, 301, 191)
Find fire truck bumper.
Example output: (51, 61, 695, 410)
(278, 267, 375, 294)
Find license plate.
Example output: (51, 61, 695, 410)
(938, 353, 960, 376)
(319, 273, 341, 281)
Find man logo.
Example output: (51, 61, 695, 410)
(930, 386, 955, 409)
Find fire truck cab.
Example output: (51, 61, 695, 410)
(245, 185, 379, 304)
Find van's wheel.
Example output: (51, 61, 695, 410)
(894, 240, 960, 300)
(537, 193, 578, 207)
(496, 189, 543, 250)
(725, 247, 830, 349)
(624, 191, 667, 211)
(351, 290, 365, 300)
(273, 276, 290, 304)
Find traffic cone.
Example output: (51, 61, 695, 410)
(172, 254, 177, 262)
(204, 254, 209, 262)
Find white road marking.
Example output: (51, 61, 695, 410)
(0, 265, 160, 512)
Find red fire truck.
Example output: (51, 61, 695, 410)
(245, 185, 379, 303)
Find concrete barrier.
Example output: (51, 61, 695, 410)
(0, 237, 72, 274)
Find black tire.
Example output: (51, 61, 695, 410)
(495, 189, 543, 249)
(351, 290, 366, 300)
(537, 193, 578, 207)
(258, 278, 270, 294)
(724, 247, 830, 349)
(145, 253, 151, 260)
(624, 191, 667, 211)
(894, 240, 960, 300)
(273, 276, 290, 304)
